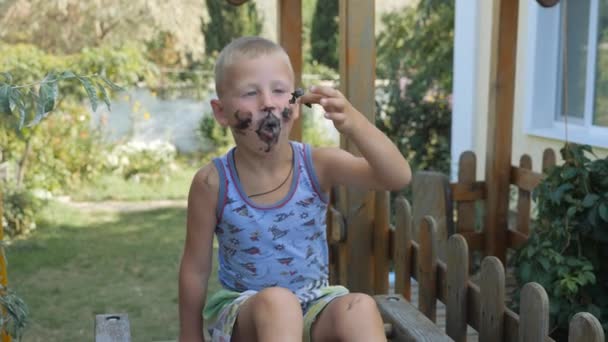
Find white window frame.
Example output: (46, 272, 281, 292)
(523, 0, 608, 149)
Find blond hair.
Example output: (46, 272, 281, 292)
(214, 36, 293, 97)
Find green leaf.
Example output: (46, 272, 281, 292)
(0, 84, 11, 114)
(100, 75, 125, 92)
(582, 193, 599, 208)
(539, 256, 551, 271)
(561, 167, 578, 180)
(599, 202, 608, 222)
(8, 88, 26, 129)
(77, 76, 98, 112)
(566, 206, 577, 218)
(95, 81, 111, 111)
(37, 73, 59, 115)
(520, 262, 532, 281)
(59, 71, 76, 80)
(0, 72, 13, 83)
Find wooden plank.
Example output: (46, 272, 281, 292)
(412, 171, 451, 261)
(374, 295, 452, 342)
(507, 228, 528, 249)
(510, 166, 542, 192)
(339, 0, 376, 293)
(479, 257, 505, 341)
(95, 314, 131, 342)
(542, 148, 556, 173)
(418, 216, 438, 322)
(277, 0, 303, 142)
(393, 196, 412, 300)
(451, 182, 486, 201)
(515, 155, 533, 236)
(519, 283, 549, 342)
(374, 191, 390, 294)
(394, 196, 413, 300)
(484, 0, 519, 263)
(568, 312, 605, 342)
(446, 235, 469, 342)
(459, 231, 484, 251)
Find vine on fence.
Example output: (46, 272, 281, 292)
(516, 144, 608, 336)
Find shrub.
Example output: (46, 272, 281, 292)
(105, 140, 177, 183)
(310, 0, 338, 69)
(202, 1, 263, 55)
(1, 183, 43, 238)
(515, 144, 608, 336)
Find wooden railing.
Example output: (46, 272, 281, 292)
(375, 197, 604, 342)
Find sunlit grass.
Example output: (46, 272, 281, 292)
(69, 164, 199, 202)
(7, 201, 220, 342)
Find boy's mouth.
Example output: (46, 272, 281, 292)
(256, 111, 281, 152)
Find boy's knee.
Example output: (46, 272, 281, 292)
(334, 293, 383, 337)
(253, 287, 302, 315)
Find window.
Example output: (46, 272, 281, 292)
(524, 0, 608, 148)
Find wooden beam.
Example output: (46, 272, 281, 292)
(339, 0, 376, 293)
(277, 0, 303, 141)
(483, 0, 519, 262)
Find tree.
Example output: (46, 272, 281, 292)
(0, 0, 205, 61)
(202, 0, 263, 55)
(375, 0, 454, 175)
(310, 0, 338, 69)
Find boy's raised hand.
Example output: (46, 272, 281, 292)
(298, 85, 364, 135)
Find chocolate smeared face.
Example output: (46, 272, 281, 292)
(233, 110, 253, 134)
(255, 110, 281, 152)
(281, 107, 293, 121)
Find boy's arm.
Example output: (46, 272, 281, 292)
(179, 164, 218, 342)
(301, 86, 411, 191)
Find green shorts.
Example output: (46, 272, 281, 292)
(203, 285, 349, 342)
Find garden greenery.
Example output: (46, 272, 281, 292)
(516, 144, 608, 335)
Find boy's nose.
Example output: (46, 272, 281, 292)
(260, 91, 276, 110)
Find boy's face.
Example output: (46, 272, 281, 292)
(211, 52, 297, 154)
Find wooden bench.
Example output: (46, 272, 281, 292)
(375, 294, 453, 341)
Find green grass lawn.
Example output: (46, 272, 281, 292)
(7, 201, 220, 342)
(69, 165, 198, 202)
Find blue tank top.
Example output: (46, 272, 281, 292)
(212, 141, 330, 293)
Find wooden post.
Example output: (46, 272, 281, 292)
(394, 197, 413, 301)
(484, 0, 519, 262)
(516, 155, 532, 235)
(418, 216, 438, 322)
(339, 0, 376, 293)
(568, 312, 605, 342)
(479, 256, 505, 341)
(277, 0, 303, 141)
(373, 191, 390, 294)
(446, 234, 469, 342)
(518, 282, 549, 342)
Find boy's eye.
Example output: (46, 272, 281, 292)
(273, 89, 286, 94)
(244, 91, 257, 97)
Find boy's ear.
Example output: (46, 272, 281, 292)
(210, 99, 230, 127)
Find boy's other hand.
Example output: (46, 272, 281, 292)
(298, 85, 364, 135)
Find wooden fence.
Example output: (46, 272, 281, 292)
(373, 197, 604, 341)
(327, 148, 606, 341)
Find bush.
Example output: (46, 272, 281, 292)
(1, 183, 43, 238)
(202, 1, 263, 55)
(515, 144, 608, 337)
(310, 0, 338, 69)
(105, 140, 177, 183)
(198, 115, 234, 164)
(375, 0, 454, 178)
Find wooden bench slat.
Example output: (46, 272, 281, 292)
(374, 295, 452, 342)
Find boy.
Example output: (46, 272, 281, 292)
(178, 36, 411, 342)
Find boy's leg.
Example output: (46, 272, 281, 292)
(232, 287, 303, 342)
(310, 293, 387, 342)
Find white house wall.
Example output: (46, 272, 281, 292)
(453, 0, 607, 179)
